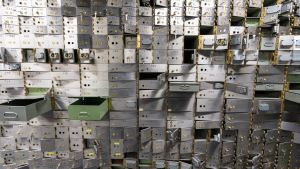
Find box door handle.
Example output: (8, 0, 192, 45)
(265, 84, 274, 90)
(264, 42, 274, 47)
(79, 112, 89, 116)
(3, 112, 18, 119)
(179, 85, 190, 90)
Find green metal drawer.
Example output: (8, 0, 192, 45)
(0, 98, 51, 121)
(68, 97, 108, 121)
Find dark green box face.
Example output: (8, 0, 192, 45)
(287, 74, 300, 83)
(68, 97, 108, 121)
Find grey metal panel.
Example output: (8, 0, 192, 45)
(256, 74, 285, 83)
(111, 98, 137, 110)
(167, 111, 193, 120)
(253, 98, 281, 114)
(110, 111, 137, 119)
(139, 98, 166, 111)
(195, 112, 222, 121)
(109, 88, 137, 98)
(109, 72, 136, 81)
(196, 99, 223, 112)
(226, 99, 252, 113)
(195, 121, 221, 129)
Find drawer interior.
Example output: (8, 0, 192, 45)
(71, 97, 106, 106)
(0, 98, 43, 106)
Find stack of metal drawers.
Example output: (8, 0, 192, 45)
(0, 0, 300, 168)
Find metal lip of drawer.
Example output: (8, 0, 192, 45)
(0, 98, 51, 121)
(255, 83, 284, 91)
(68, 97, 108, 121)
(169, 82, 199, 92)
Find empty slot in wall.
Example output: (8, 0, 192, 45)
(139, 73, 162, 80)
(195, 129, 209, 139)
(184, 50, 196, 64)
(184, 36, 198, 50)
(255, 91, 282, 98)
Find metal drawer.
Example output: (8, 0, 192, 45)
(0, 98, 51, 121)
(111, 98, 137, 110)
(196, 99, 223, 112)
(169, 82, 199, 92)
(68, 97, 108, 121)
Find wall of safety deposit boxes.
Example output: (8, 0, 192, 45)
(0, 0, 300, 168)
